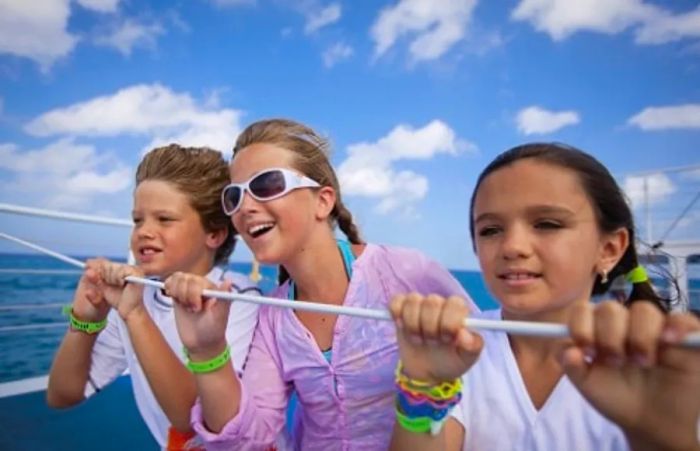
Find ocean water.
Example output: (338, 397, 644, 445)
(0, 253, 496, 383)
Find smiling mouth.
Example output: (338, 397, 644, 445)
(498, 272, 541, 280)
(248, 222, 275, 238)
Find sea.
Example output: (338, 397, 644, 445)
(0, 252, 498, 384)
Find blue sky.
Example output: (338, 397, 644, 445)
(0, 0, 699, 269)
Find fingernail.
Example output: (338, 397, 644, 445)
(633, 353, 651, 368)
(441, 334, 451, 344)
(583, 346, 597, 361)
(409, 335, 423, 346)
(605, 355, 624, 368)
(662, 328, 680, 344)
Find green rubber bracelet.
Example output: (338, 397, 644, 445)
(395, 408, 432, 434)
(62, 305, 107, 334)
(184, 345, 231, 374)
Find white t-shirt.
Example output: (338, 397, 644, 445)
(451, 309, 628, 451)
(85, 266, 260, 448)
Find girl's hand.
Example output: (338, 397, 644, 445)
(165, 272, 232, 358)
(389, 293, 483, 384)
(563, 300, 700, 451)
(70, 258, 111, 322)
(93, 261, 146, 323)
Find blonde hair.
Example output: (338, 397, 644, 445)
(233, 118, 363, 245)
(135, 144, 235, 266)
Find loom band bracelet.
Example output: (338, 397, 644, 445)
(397, 387, 460, 406)
(395, 409, 433, 434)
(397, 390, 462, 413)
(183, 345, 231, 374)
(62, 305, 108, 334)
(397, 390, 462, 410)
(397, 395, 454, 421)
(397, 382, 463, 401)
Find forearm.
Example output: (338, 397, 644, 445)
(389, 423, 447, 451)
(47, 329, 98, 407)
(126, 308, 197, 432)
(190, 343, 242, 433)
(626, 430, 700, 451)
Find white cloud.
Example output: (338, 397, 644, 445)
(24, 84, 244, 152)
(511, 0, 700, 45)
(322, 42, 353, 67)
(76, 0, 120, 13)
(0, 139, 131, 209)
(304, 3, 341, 34)
(371, 0, 478, 62)
(0, 0, 78, 71)
(627, 104, 700, 131)
(635, 6, 700, 44)
(338, 120, 473, 215)
(623, 173, 676, 208)
(95, 19, 165, 56)
(516, 106, 580, 135)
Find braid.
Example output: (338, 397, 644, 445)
(335, 201, 363, 244)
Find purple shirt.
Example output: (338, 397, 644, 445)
(192, 244, 478, 450)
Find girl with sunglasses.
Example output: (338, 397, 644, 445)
(388, 144, 700, 451)
(164, 118, 478, 450)
(48, 145, 261, 450)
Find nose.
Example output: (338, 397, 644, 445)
(500, 223, 532, 260)
(135, 218, 156, 239)
(236, 188, 261, 215)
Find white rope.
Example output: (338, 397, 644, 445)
(1, 230, 699, 347)
(0, 203, 132, 227)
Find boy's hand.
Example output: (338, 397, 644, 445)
(70, 258, 111, 322)
(97, 261, 146, 323)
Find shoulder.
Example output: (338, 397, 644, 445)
(223, 270, 261, 294)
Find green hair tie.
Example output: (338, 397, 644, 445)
(626, 265, 649, 284)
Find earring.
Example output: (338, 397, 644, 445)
(600, 270, 608, 284)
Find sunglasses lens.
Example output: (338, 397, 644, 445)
(222, 186, 242, 214)
(250, 170, 286, 199)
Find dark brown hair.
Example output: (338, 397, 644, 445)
(469, 143, 669, 311)
(136, 144, 235, 266)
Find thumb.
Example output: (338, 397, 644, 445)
(455, 328, 484, 366)
(560, 345, 591, 389)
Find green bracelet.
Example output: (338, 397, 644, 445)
(395, 408, 432, 434)
(62, 305, 108, 334)
(184, 345, 231, 374)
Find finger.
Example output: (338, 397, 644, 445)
(389, 294, 407, 329)
(439, 296, 469, 344)
(186, 277, 205, 313)
(454, 326, 483, 361)
(401, 293, 425, 346)
(560, 345, 590, 388)
(568, 302, 594, 348)
(626, 301, 665, 367)
(594, 301, 628, 366)
(659, 313, 700, 371)
(420, 294, 446, 343)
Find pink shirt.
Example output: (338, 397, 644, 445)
(192, 244, 478, 450)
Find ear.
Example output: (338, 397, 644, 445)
(205, 227, 229, 251)
(597, 227, 629, 275)
(314, 186, 336, 221)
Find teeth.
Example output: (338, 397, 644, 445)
(142, 248, 157, 254)
(505, 273, 535, 280)
(248, 223, 274, 235)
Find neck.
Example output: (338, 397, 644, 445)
(284, 233, 349, 305)
(502, 297, 589, 361)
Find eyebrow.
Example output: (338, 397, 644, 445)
(474, 205, 576, 224)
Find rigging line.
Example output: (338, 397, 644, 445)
(654, 190, 700, 247)
(0, 203, 132, 228)
(1, 230, 699, 347)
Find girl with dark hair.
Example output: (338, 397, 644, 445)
(163, 119, 478, 450)
(389, 143, 700, 451)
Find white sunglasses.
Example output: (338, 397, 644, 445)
(221, 167, 320, 215)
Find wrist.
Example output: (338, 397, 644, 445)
(63, 306, 108, 335)
(71, 304, 107, 323)
(184, 342, 231, 374)
(185, 340, 228, 362)
(122, 304, 147, 324)
(625, 426, 700, 451)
